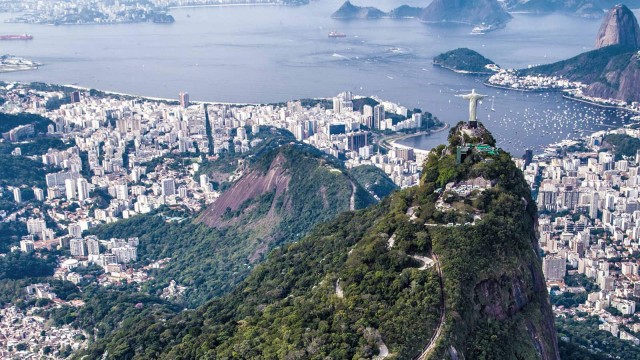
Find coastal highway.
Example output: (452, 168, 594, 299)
(376, 123, 450, 152)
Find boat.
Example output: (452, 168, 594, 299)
(491, 97, 496, 112)
(471, 25, 490, 35)
(0, 34, 33, 40)
(328, 31, 346, 38)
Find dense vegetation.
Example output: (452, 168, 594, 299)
(556, 316, 640, 359)
(77, 123, 559, 359)
(0, 251, 57, 280)
(49, 284, 180, 339)
(0, 111, 53, 134)
(518, 45, 640, 102)
(433, 48, 497, 74)
(348, 165, 398, 199)
(603, 133, 640, 160)
(0, 137, 73, 156)
(519, 45, 636, 81)
(88, 142, 377, 308)
(0, 154, 48, 188)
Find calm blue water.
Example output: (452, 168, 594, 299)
(0, 1, 637, 155)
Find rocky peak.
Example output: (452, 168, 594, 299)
(595, 4, 640, 49)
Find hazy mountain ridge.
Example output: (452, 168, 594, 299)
(421, 0, 513, 27)
(505, 0, 640, 17)
(77, 123, 559, 359)
(331, 1, 421, 19)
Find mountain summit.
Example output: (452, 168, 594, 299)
(595, 4, 640, 49)
(78, 123, 560, 359)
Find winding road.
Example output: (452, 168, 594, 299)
(415, 254, 446, 360)
(350, 181, 357, 211)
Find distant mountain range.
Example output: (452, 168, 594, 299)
(331, 1, 421, 19)
(505, 0, 640, 18)
(421, 0, 512, 27)
(332, 1, 640, 31)
(332, 0, 512, 28)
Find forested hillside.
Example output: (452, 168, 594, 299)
(77, 122, 559, 359)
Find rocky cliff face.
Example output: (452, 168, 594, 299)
(584, 52, 640, 102)
(595, 4, 640, 49)
(420, 0, 512, 26)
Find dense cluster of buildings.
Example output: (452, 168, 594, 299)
(487, 69, 640, 115)
(487, 69, 582, 91)
(0, 83, 433, 263)
(0, 81, 437, 358)
(6, 0, 174, 25)
(517, 128, 640, 346)
(0, 305, 87, 359)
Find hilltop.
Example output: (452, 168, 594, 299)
(433, 48, 497, 74)
(420, 0, 512, 27)
(86, 129, 377, 307)
(331, 1, 386, 19)
(331, 1, 422, 19)
(595, 4, 640, 49)
(78, 122, 559, 359)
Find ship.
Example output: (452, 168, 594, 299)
(0, 34, 33, 40)
(328, 31, 346, 38)
(470, 24, 491, 35)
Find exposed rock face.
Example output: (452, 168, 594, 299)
(595, 4, 640, 49)
(584, 53, 640, 102)
(420, 0, 512, 26)
(198, 153, 290, 229)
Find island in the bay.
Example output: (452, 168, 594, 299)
(433, 48, 499, 74)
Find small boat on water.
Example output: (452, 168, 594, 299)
(328, 31, 346, 38)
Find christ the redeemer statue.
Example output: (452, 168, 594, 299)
(458, 89, 487, 129)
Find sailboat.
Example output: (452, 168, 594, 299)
(491, 96, 496, 112)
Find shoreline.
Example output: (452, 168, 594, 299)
(562, 94, 640, 115)
(378, 123, 450, 152)
(482, 81, 564, 93)
(168, 3, 278, 9)
(59, 83, 258, 106)
(433, 63, 492, 76)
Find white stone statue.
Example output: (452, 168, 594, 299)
(459, 89, 487, 123)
